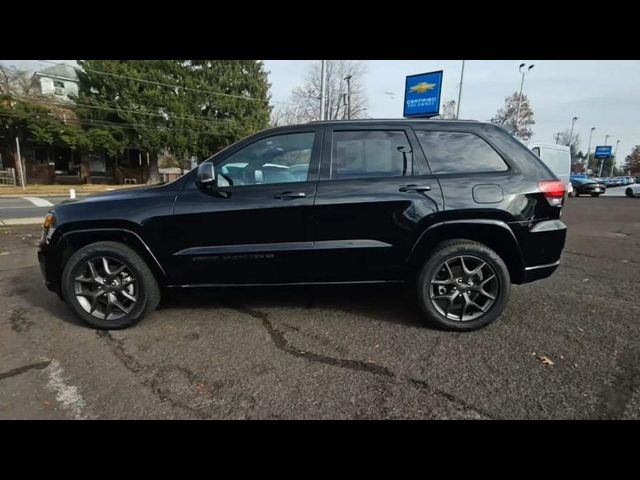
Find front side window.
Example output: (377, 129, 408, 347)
(415, 131, 508, 175)
(216, 132, 314, 187)
(331, 130, 412, 180)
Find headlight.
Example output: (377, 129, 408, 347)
(43, 213, 54, 230)
(41, 213, 55, 244)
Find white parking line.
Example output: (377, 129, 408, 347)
(0, 217, 44, 226)
(21, 196, 53, 207)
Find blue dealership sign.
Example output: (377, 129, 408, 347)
(403, 70, 443, 118)
(594, 146, 612, 158)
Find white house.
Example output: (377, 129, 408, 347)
(33, 64, 79, 102)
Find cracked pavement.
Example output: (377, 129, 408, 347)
(0, 196, 639, 419)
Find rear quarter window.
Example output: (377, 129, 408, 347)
(415, 130, 508, 174)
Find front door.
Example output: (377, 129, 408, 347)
(171, 128, 322, 285)
(310, 125, 444, 282)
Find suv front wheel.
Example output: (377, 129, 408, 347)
(416, 239, 511, 331)
(61, 241, 161, 329)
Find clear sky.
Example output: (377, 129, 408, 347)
(3, 60, 638, 165)
(264, 60, 640, 165)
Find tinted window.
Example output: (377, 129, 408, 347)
(415, 131, 508, 174)
(216, 132, 314, 187)
(331, 130, 411, 179)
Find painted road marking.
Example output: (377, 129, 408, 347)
(0, 217, 44, 226)
(22, 196, 54, 207)
(45, 359, 94, 420)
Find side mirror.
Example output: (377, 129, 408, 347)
(196, 162, 215, 187)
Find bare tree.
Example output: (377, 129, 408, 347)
(270, 103, 307, 127)
(276, 60, 368, 124)
(490, 92, 535, 140)
(556, 130, 582, 163)
(0, 65, 38, 96)
(435, 99, 456, 119)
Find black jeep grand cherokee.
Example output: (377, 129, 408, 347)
(38, 119, 567, 331)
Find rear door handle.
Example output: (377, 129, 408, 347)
(274, 191, 307, 200)
(399, 184, 431, 192)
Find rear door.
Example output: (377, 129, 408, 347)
(309, 124, 444, 282)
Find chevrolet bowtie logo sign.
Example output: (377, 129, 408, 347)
(409, 82, 437, 94)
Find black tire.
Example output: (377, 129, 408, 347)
(591, 193, 600, 197)
(574, 191, 580, 197)
(416, 239, 511, 331)
(626, 188, 634, 197)
(61, 241, 160, 329)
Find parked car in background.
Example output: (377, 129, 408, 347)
(529, 143, 572, 197)
(570, 177, 606, 197)
(625, 183, 640, 197)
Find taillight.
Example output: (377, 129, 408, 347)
(538, 180, 565, 206)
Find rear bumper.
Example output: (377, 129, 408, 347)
(515, 219, 567, 284)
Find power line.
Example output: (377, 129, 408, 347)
(35, 60, 288, 105)
(6, 94, 230, 127)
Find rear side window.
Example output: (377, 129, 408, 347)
(331, 130, 412, 179)
(415, 131, 508, 174)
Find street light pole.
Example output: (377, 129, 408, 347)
(515, 63, 534, 137)
(344, 75, 352, 120)
(568, 116, 578, 146)
(555, 132, 561, 144)
(585, 127, 595, 166)
(456, 60, 465, 119)
(604, 134, 610, 145)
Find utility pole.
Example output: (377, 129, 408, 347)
(555, 132, 561, 144)
(319, 60, 326, 121)
(344, 75, 352, 120)
(15, 137, 26, 191)
(456, 60, 465, 119)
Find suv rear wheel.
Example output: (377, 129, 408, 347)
(416, 239, 511, 331)
(61, 241, 160, 329)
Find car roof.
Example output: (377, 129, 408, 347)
(307, 118, 480, 126)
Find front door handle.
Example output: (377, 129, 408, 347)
(274, 191, 307, 200)
(399, 184, 431, 193)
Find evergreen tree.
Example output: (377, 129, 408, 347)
(75, 60, 271, 183)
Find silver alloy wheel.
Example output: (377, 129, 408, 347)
(428, 255, 499, 322)
(74, 256, 137, 320)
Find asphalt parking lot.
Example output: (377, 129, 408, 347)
(0, 196, 638, 419)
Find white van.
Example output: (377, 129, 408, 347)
(528, 142, 572, 196)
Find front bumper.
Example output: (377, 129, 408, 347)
(521, 260, 560, 283)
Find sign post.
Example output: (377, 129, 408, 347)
(403, 70, 444, 118)
(595, 145, 612, 177)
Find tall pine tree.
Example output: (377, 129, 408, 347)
(75, 60, 271, 183)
